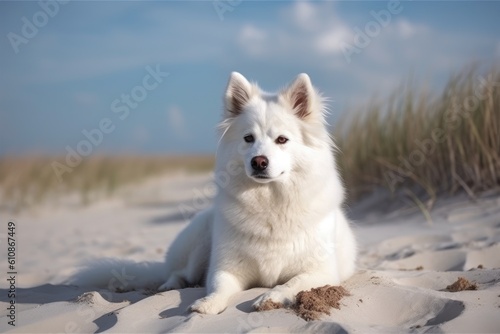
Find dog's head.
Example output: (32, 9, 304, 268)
(218, 72, 331, 184)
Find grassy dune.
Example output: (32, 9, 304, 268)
(336, 65, 500, 206)
(0, 155, 214, 210)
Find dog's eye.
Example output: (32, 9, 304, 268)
(276, 136, 288, 144)
(244, 134, 254, 143)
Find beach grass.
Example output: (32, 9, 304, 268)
(335, 64, 500, 206)
(0, 155, 214, 210)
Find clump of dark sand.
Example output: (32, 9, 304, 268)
(446, 277, 478, 292)
(294, 285, 349, 321)
(256, 285, 349, 321)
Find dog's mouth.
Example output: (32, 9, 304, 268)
(253, 174, 270, 179)
(250, 171, 284, 183)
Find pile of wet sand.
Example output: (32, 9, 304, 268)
(256, 285, 349, 321)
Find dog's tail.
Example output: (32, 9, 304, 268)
(66, 258, 165, 291)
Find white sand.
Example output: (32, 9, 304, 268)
(1, 173, 499, 333)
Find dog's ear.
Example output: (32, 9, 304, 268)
(283, 73, 315, 119)
(225, 72, 252, 116)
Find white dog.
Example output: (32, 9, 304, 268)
(157, 72, 357, 315)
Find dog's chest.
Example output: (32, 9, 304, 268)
(230, 195, 308, 240)
(238, 230, 312, 286)
(219, 188, 330, 285)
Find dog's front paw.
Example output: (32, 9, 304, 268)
(253, 289, 292, 311)
(189, 296, 227, 315)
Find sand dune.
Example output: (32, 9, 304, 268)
(1, 173, 499, 333)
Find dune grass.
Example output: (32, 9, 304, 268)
(335, 64, 500, 206)
(0, 155, 214, 210)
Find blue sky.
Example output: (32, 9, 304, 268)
(1, 0, 499, 156)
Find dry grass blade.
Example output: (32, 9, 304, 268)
(404, 189, 434, 226)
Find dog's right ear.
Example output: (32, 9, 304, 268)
(225, 72, 252, 117)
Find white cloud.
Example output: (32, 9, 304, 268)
(288, 1, 352, 56)
(238, 25, 268, 57)
(240, 25, 267, 42)
(290, 1, 318, 31)
(314, 27, 352, 55)
(393, 19, 429, 39)
(233, 1, 351, 69)
(396, 19, 417, 39)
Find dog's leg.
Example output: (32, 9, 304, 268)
(158, 209, 212, 291)
(190, 270, 243, 314)
(334, 210, 357, 281)
(252, 270, 338, 310)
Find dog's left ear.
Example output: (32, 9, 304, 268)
(282, 73, 316, 120)
(225, 72, 253, 117)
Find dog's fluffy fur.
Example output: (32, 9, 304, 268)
(157, 72, 357, 314)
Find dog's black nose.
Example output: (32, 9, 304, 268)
(251, 156, 269, 171)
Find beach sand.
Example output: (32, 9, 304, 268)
(1, 173, 499, 333)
